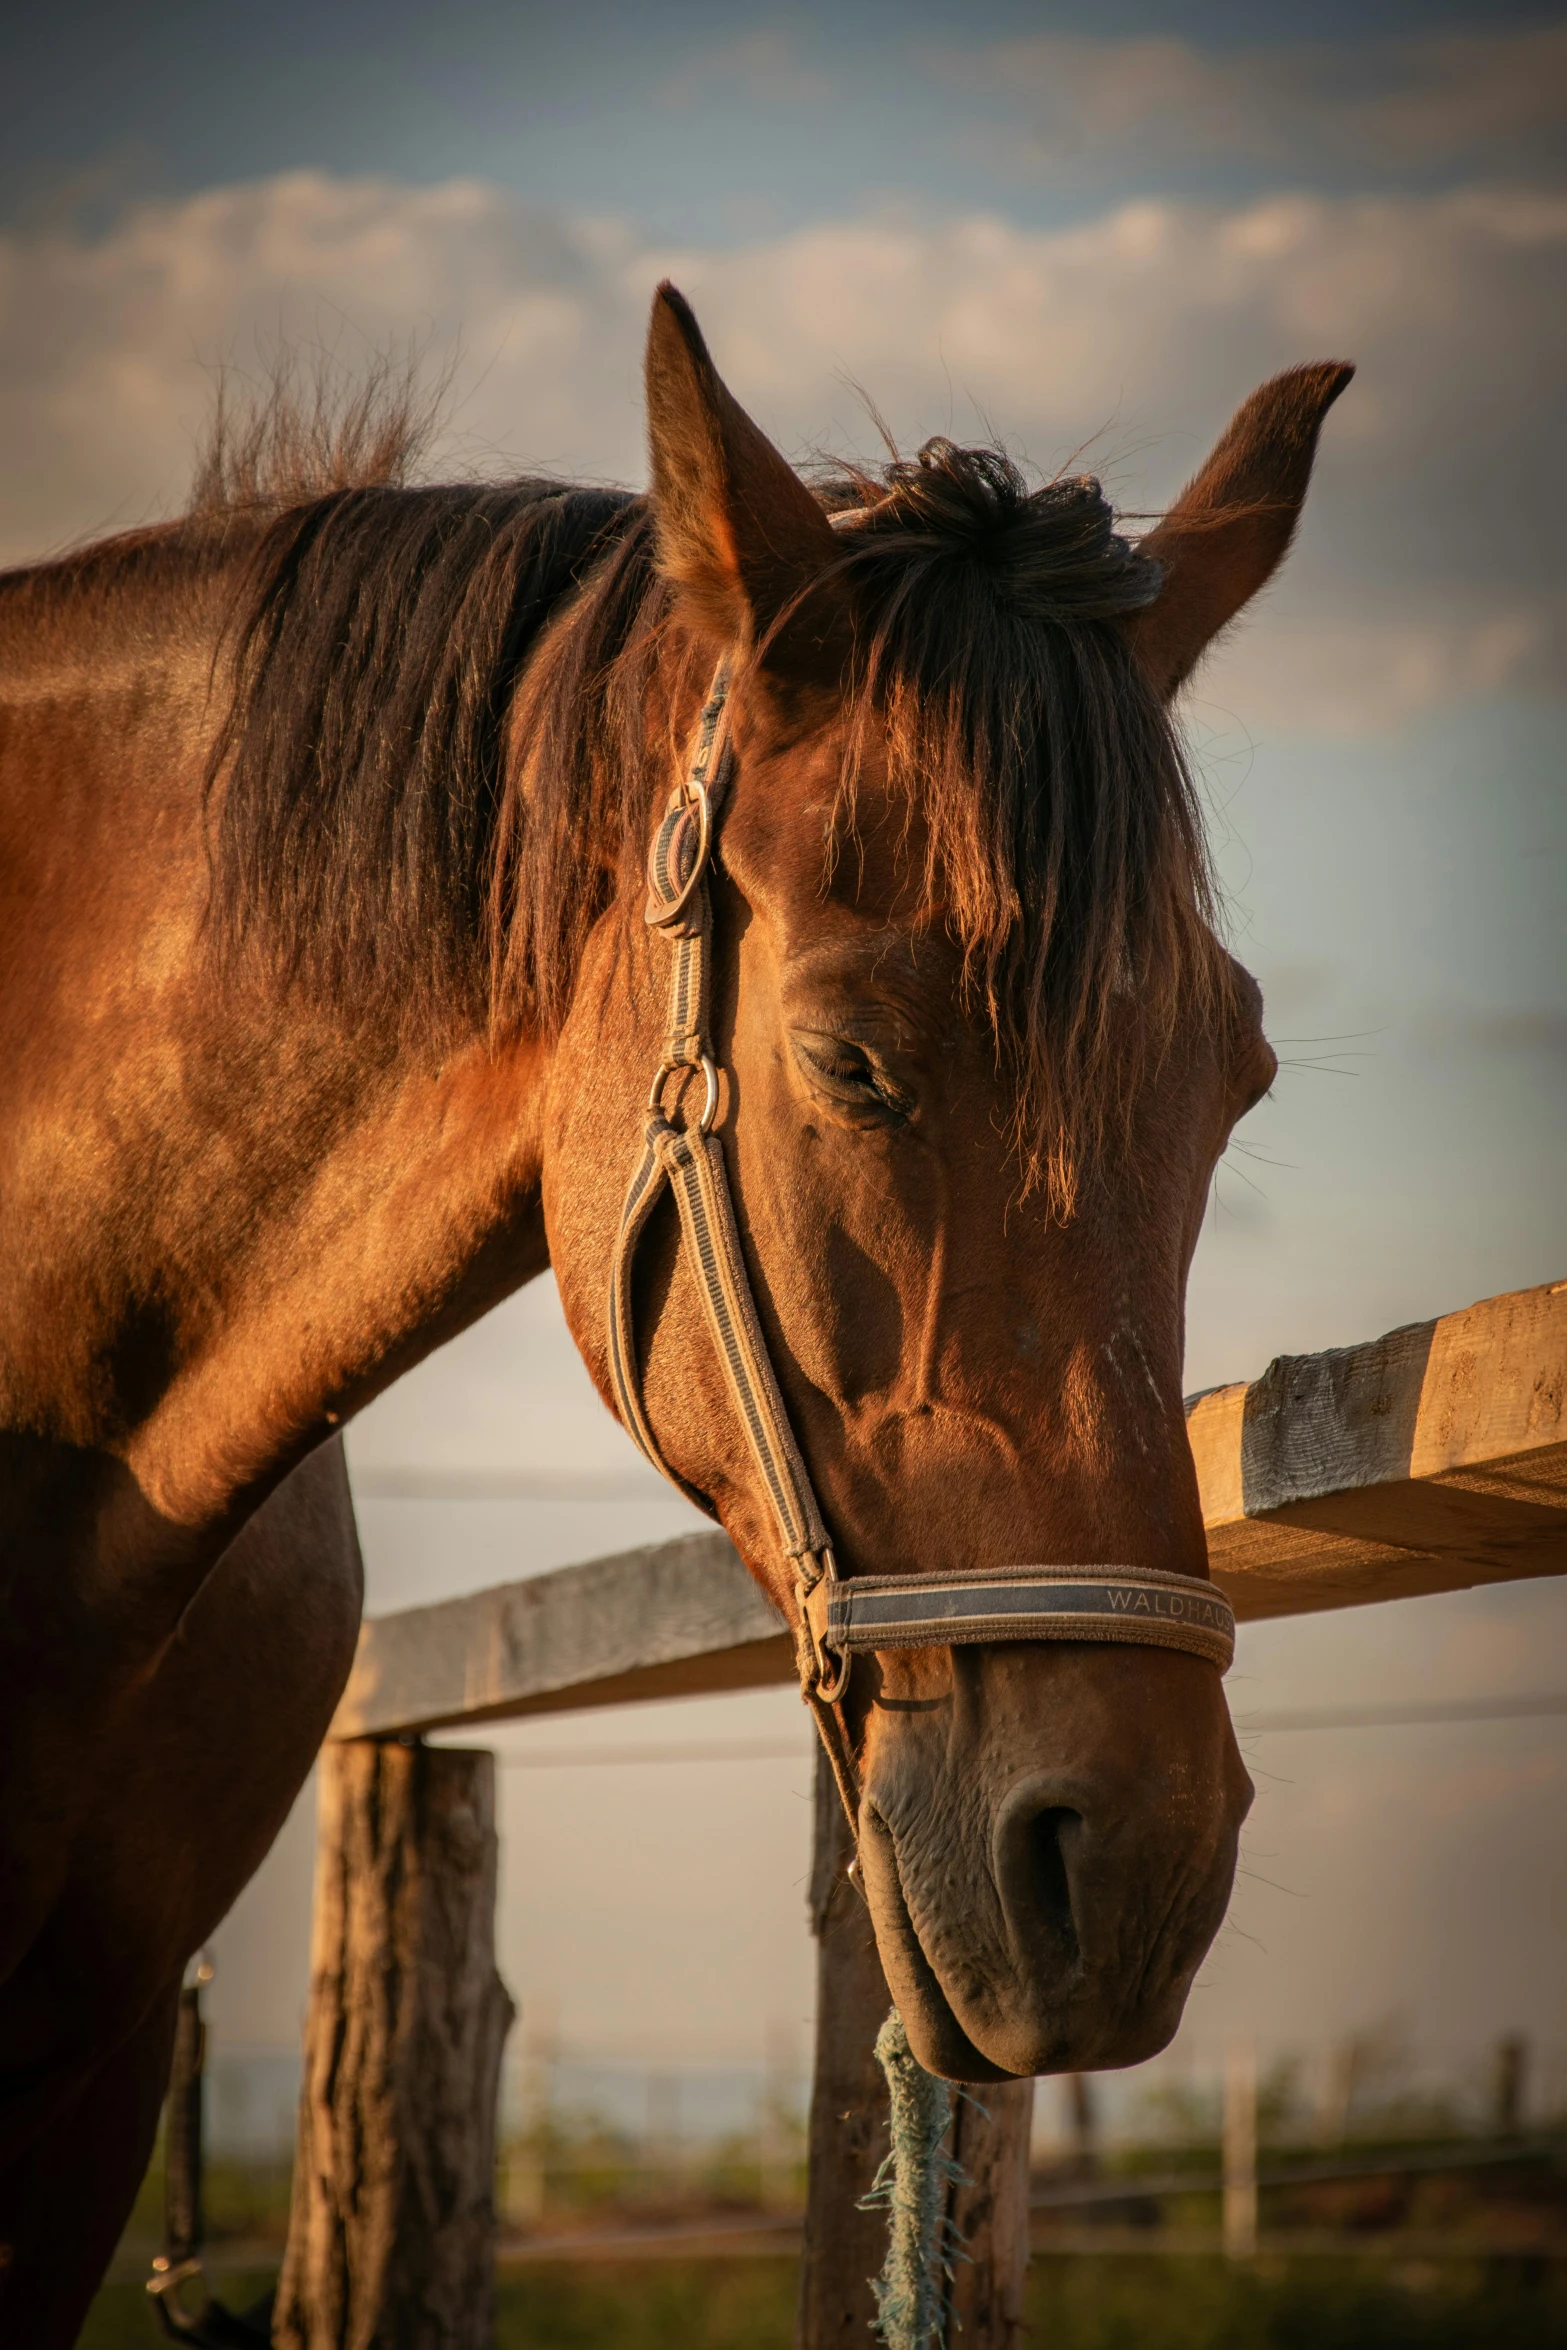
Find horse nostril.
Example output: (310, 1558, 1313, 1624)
(1025, 1805, 1082, 1961)
(994, 1782, 1085, 1967)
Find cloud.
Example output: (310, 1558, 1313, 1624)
(0, 174, 619, 555)
(942, 25, 1567, 183)
(1, 169, 1561, 731)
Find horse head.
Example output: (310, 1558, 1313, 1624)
(548, 287, 1350, 2080)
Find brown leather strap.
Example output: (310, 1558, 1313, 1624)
(606, 669, 854, 1801)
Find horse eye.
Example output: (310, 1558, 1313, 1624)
(800, 1036, 871, 1082)
(796, 1034, 876, 1089)
(792, 1032, 912, 1120)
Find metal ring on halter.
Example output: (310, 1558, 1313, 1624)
(647, 1054, 720, 1135)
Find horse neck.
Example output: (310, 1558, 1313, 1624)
(0, 537, 557, 1548)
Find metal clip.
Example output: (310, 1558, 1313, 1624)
(797, 1556, 851, 1706)
(146, 2254, 210, 2337)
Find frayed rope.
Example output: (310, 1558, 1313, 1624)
(859, 2007, 974, 2350)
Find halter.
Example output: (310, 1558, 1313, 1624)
(607, 661, 1234, 1822)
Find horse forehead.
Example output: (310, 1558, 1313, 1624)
(724, 733, 931, 937)
(771, 924, 957, 1025)
(732, 840, 953, 1001)
(729, 684, 900, 825)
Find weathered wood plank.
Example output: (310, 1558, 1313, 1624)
(1191, 1279, 1567, 1621)
(333, 1531, 790, 1738)
(334, 1281, 1565, 1736)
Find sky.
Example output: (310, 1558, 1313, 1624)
(5, 1, 1563, 2114)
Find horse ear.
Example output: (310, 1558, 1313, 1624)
(1123, 362, 1354, 701)
(645, 282, 842, 658)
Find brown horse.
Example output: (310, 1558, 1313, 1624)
(0, 284, 1349, 2336)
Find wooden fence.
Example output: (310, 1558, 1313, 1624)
(278, 1280, 1565, 2347)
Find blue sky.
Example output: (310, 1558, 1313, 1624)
(5, 2, 1562, 2091)
(6, 2, 1563, 238)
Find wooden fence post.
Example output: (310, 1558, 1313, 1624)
(274, 1739, 514, 2350)
(1222, 2034, 1258, 2263)
(945, 2078, 1034, 2347)
(796, 1751, 1034, 2349)
(797, 1750, 892, 2346)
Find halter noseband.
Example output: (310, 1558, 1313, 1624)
(606, 661, 1234, 1820)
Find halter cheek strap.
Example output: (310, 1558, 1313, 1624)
(606, 661, 1236, 1822)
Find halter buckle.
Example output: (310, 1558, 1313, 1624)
(645, 783, 713, 931)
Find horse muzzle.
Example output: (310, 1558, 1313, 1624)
(855, 1641, 1253, 2082)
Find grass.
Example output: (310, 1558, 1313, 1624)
(1027, 2253, 1567, 2348)
(82, 2250, 1567, 2349)
(495, 2260, 799, 2348)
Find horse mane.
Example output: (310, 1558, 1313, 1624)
(188, 349, 444, 513)
(195, 382, 1230, 1209)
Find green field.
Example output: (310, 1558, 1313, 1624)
(82, 2250, 1567, 2349)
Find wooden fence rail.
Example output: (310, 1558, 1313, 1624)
(287, 1280, 1564, 2346)
(334, 1281, 1567, 1743)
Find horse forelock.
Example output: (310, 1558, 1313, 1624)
(817, 441, 1235, 1212)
